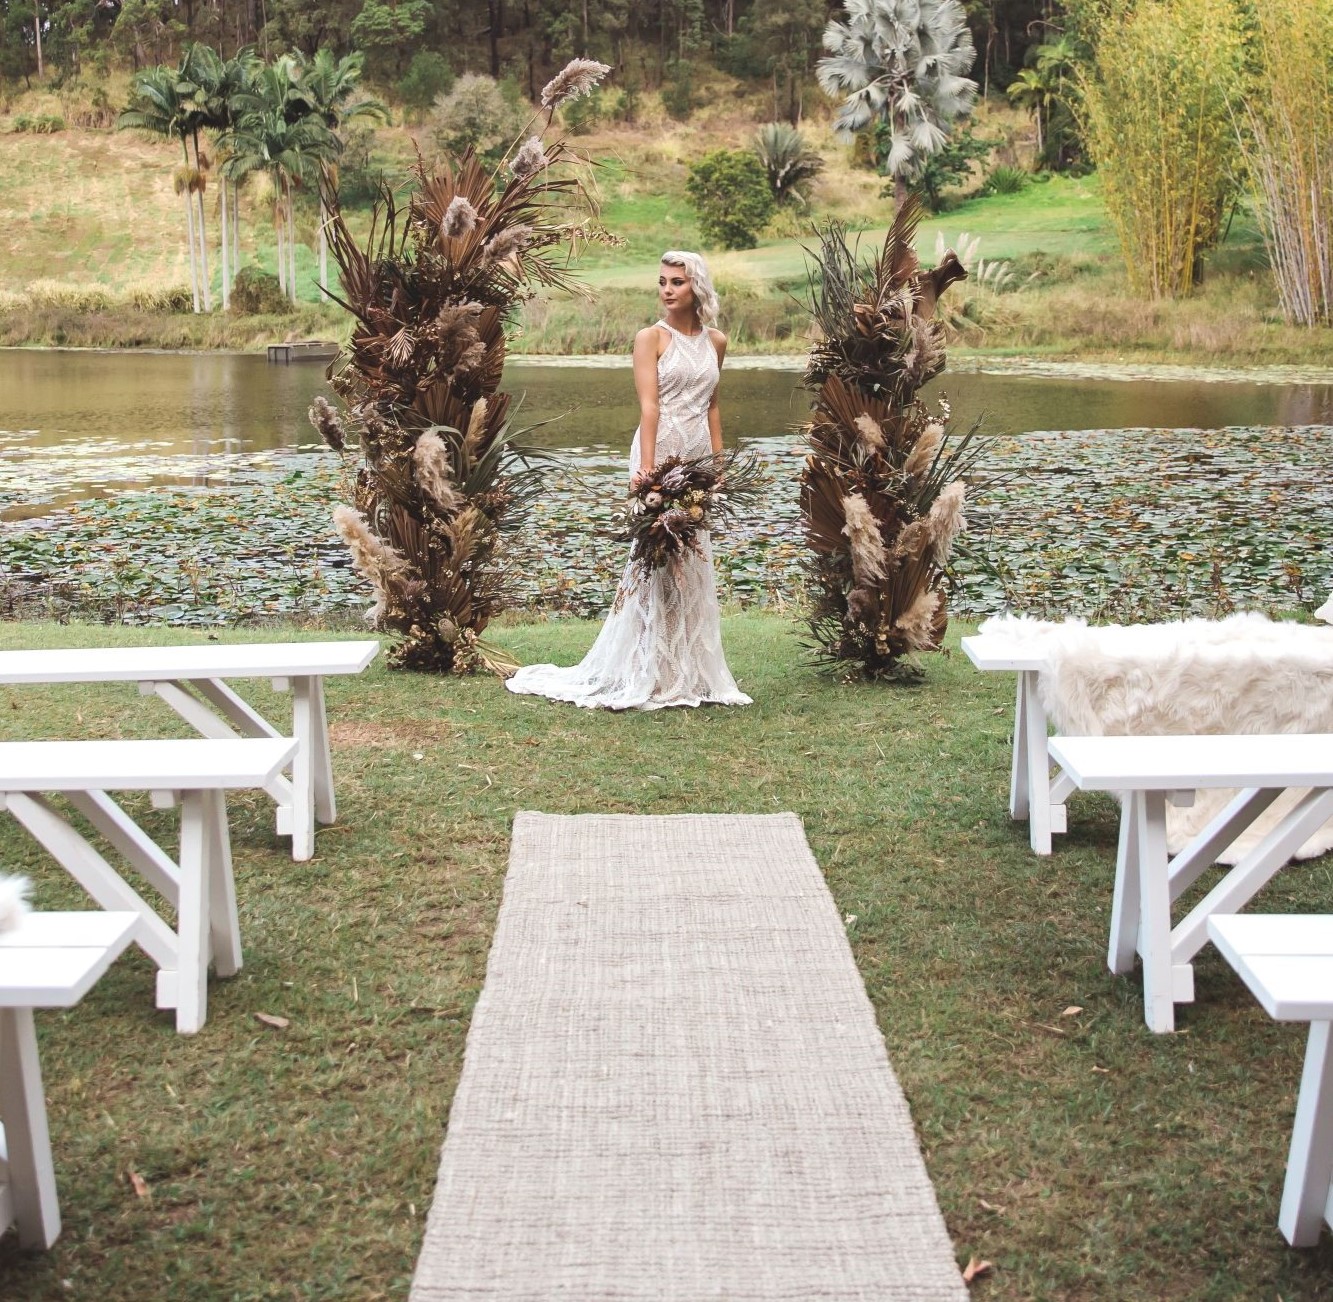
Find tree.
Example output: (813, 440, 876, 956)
(1076, 0, 1246, 299)
(750, 0, 825, 125)
(1239, 0, 1333, 326)
(224, 59, 336, 305)
(118, 62, 208, 311)
(291, 48, 387, 298)
(349, 0, 431, 79)
(817, 0, 979, 206)
(1006, 35, 1081, 170)
(753, 122, 822, 205)
(685, 149, 776, 249)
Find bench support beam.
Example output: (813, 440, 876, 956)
(1281, 1019, 1333, 1247)
(0, 1007, 59, 1249)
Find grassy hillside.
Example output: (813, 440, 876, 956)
(0, 82, 1326, 365)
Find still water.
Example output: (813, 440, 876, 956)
(3, 348, 1333, 518)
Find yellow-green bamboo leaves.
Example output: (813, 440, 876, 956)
(1076, 0, 1247, 299)
(1241, 0, 1333, 326)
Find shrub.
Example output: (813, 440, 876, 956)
(11, 114, 66, 134)
(431, 73, 526, 165)
(661, 60, 697, 121)
(686, 150, 776, 250)
(562, 88, 601, 135)
(126, 284, 195, 313)
(883, 122, 995, 212)
(24, 281, 113, 311)
(754, 123, 823, 205)
(982, 164, 1029, 196)
(397, 51, 454, 117)
(230, 267, 294, 316)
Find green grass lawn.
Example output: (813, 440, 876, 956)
(0, 616, 1330, 1299)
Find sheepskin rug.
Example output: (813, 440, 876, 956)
(979, 612, 1333, 863)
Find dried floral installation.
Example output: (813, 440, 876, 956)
(313, 59, 611, 672)
(798, 196, 980, 678)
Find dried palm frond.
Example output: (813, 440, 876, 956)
(317, 128, 602, 673)
(798, 196, 986, 679)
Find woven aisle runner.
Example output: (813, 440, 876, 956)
(410, 812, 966, 1301)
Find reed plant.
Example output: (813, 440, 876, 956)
(1239, 0, 1333, 327)
(1074, 0, 1246, 299)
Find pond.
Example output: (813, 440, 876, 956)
(2, 348, 1332, 628)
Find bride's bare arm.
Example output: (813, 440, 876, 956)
(707, 329, 728, 455)
(632, 327, 662, 484)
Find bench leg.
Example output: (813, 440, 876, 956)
(0, 1008, 60, 1249)
(289, 677, 317, 862)
(174, 791, 213, 1035)
(308, 677, 336, 827)
(1009, 673, 1029, 821)
(1134, 790, 1177, 1033)
(1022, 674, 1054, 855)
(1280, 1020, 1333, 1247)
(1108, 798, 1141, 976)
(205, 789, 243, 980)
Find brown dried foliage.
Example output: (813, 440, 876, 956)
(799, 197, 976, 678)
(317, 138, 595, 673)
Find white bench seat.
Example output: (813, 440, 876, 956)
(1208, 914, 1333, 1247)
(0, 738, 296, 1034)
(0, 910, 139, 1250)
(1048, 733, 1333, 1033)
(0, 640, 379, 861)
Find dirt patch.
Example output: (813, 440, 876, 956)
(328, 718, 454, 749)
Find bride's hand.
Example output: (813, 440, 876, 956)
(630, 468, 652, 492)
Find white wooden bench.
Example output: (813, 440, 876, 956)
(1208, 914, 1333, 1247)
(0, 737, 296, 1034)
(1047, 733, 1333, 1033)
(961, 632, 1073, 854)
(0, 910, 139, 1249)
(0, 641, 379, 862)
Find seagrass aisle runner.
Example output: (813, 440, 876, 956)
(410, 812, 967, 1301)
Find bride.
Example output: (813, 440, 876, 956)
(506, 251, 752, 711)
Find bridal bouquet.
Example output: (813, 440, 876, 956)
(621, 450, 768, 580)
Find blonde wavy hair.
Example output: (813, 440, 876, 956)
(660, 250, 720, 326)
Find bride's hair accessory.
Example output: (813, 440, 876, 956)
(660, 250, 720, 325)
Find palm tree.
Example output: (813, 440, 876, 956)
(1007, 37, 1080, 167)
(225, 60, 336, 304)
(817, 0, 978, 206)
(118, 64, 208, 312)
(291, 49, 388, 298)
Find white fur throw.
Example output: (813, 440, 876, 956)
(978, 612, 1333, 862)
(1318, 593, 1333, 624)
(0, 874, 31, 934)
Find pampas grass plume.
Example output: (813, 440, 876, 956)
(841, 492, 889, 583)
(903, 422, 944, 478)
(0, 874, 31, 934)
(333, 505, 412, 594)
(853, 413, 886, 452)
(442, 195, 479, 239)
(895, 589, 941, 650)
(413, 432, 461, 512)
(464, 398, 489, 458)
(927, 480, 967, 561)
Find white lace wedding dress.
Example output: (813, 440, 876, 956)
(506, 321, 752, 711)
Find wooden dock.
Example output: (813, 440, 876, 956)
(266, 340, 340, 364)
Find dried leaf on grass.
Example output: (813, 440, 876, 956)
(962, 1256, 993, 1284)
(128, 1170, 150, 1199)
(1061, 1005, 1084, 1017)
(255, 1012, 290, 1030)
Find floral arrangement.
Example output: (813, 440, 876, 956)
(314, 58, 615, 673)
(799, 197, 984, 678)
(621, 450, 768, 583)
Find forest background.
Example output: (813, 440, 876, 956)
(0, 0, 1329, 367)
